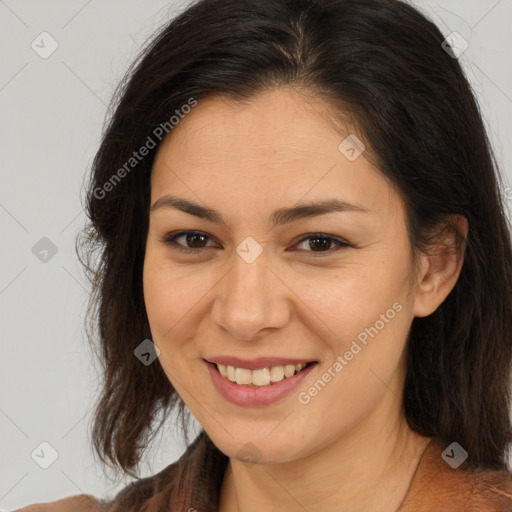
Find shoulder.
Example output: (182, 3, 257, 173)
(401, 438, 512, 511)
(104, 431, 228, 510)
(13, 494, 105, 512)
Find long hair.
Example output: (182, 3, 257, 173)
(77, 0, 512, 478)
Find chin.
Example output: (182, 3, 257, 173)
(204, 425, 308, 465)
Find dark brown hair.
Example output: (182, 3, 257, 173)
(78, 0, 512, 480)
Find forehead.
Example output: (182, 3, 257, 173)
(150, 87, 401, 220)
(155, 88, 360, 166)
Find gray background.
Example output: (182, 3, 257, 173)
(1, 0, 511, 509)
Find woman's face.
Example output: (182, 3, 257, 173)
(143, 87, 421, 463)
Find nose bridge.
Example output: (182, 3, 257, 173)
(212, 249, 289, 340)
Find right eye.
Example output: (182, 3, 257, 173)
(161, 230, 219, 254)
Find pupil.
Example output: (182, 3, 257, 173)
(187, 233, 207, 248)
(310, 237, 330, 251)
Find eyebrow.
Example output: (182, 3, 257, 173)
(150, 195, 370, 227)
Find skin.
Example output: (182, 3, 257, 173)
(143, 87, 467, 512)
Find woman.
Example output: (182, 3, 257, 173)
(17, 0, 512, 510)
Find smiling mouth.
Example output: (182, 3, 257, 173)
(212, 361, 317, 387)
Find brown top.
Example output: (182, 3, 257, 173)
(15, 431, 512, 512)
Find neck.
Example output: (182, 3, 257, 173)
(218, 390, 431, 512)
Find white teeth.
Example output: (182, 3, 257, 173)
(215, 362, 311, 386)
(269, 366, 284, 382)
(252, 368, 271, 386)
(235, 367, 252, 385)
(284, 365, 296, 378)
(218, 364, 228, 378)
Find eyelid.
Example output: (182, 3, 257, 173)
(160, 230, 354, 255)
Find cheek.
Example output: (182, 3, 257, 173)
(142, 250, 217, 352)
(142, 260, 192, 381)
(295, 263, 404, 334)
(294, 270, 411, 417)
(142, 251, 186, 343)
(298, 258, 413, 380)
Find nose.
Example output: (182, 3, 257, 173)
(211, 250, 291, 341)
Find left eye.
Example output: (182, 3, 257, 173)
(294, 233, 351, 253)
(161, 231, 352, 255)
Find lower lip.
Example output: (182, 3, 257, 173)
(206, 361, 317, 407)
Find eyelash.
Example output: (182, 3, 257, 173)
(160, 230, 353, 256)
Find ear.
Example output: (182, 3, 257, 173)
(413, 215, 468, 318)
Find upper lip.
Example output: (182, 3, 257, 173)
(204, 356, 317, 370)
